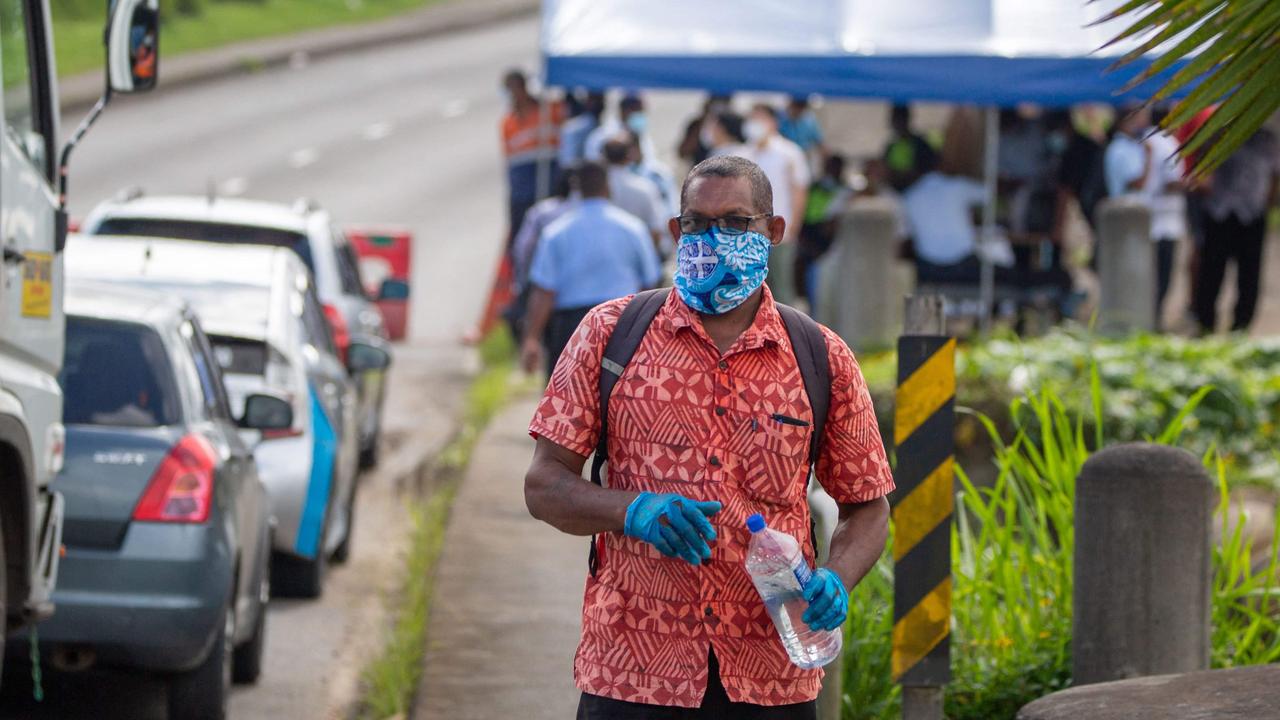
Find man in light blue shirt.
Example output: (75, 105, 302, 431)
(1104, 105, 1152, 199)
(522, 161, 662, 376)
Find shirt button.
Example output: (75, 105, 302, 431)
(715, 407, 726, 417)
(705, 606, 714, 617)
(710, 456, 721, 467)
(718, 360, 729, 370)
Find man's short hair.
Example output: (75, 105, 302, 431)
(576, 161, 609, 198)
(680, 155, 773, 215)
(503, 69, 526, 87)
(602, 138, 630, 165)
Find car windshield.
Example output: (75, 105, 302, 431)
(60, 317, 180, 427)
(93, 217, 314, 271)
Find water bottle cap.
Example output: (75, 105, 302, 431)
(746, 514, 766, 533)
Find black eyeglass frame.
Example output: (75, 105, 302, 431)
(676, 213, 773, 236)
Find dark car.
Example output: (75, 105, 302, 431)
(28, 282, 283, 720)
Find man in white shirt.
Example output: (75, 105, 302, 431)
(1144, 107, 1187, 330)
(603, 138, 669, 255)
(742, 103, 810, 303)
(742, 104, 810, 244)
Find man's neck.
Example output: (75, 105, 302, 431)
(698, 290, 764, 356)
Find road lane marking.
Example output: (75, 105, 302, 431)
(290, 147, 319, 168)
(362, 122, 393, 141)
(442, 99, 469, 118)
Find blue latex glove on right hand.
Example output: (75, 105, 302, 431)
(624, 492, 722, 565)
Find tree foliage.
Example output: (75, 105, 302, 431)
(1102, 0, 1280, 175)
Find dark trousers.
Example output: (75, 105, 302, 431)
(544, 305, 594, 377)
(1155, 237, 1177, 330)
(576, 650, 817, 720)
(1193, 213, 1267, 332)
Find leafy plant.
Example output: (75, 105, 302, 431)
(841, 373, 1280, 719)
(1102, 0, 1280, 175)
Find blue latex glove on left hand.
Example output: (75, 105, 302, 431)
(802, 568, 849, 631)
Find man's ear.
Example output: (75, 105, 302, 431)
(668, 216, 683, 245)
(767, 215, 786, 245)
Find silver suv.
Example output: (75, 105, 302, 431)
(82, 194, 391, 468)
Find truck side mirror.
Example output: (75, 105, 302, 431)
(107, 0, 159, 94)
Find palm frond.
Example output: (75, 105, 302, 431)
(1107, 0, 1280, 176)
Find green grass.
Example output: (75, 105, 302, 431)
(356, 326, 517, 719)
(358, 483, 457, 719)
(51, 0, 446, 78)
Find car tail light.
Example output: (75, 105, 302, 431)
(133, 435, 217, 523)
(322, 303, 350, 364)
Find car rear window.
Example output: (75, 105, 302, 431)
(209, 335, 267, 375)
(93, 217, 314, 270)
(61, 318, 181, 427)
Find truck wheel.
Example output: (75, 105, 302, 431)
(168, 600, 232, 720)
(231, 572, 268, 685)
(0, 512, 6, 682)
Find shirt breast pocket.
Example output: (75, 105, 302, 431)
(743, 413, 812, 506)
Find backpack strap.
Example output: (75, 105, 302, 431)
(775, 303, 830, 468)
(588, 288, 671, 576)
(591, 288, 672, 486)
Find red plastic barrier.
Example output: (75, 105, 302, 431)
(347, 227, 412, 340)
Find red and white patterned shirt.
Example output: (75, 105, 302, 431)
(529, 286, 893, 708)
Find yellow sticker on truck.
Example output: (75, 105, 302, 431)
(21, 252, 53, 318)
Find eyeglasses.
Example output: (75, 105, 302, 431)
(677, 214, 772, 236)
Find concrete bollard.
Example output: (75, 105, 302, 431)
(1073, 444, 1213, 686)
(820, 197, 901, 349)
(1095, 197, 1155, 333)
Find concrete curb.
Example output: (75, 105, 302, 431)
(59, 0, 539, 113)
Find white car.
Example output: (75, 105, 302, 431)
(64, 236, 389, 597)
(81, 194, 390, 469)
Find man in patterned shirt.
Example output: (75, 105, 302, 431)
(525, 156, 893, 719)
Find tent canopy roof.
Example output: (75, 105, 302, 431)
(542, 0, 1179, 105)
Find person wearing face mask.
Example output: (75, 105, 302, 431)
(704, 110, 748, 159)
(679, 94, 733, 166)
(584, 93, 658, 165)
(742, 104, 810, 303)
(525, 155, 893, 719)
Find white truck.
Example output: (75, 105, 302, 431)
(0, 0, 157, 678)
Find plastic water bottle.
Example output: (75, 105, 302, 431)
(745, 513, 843, 669)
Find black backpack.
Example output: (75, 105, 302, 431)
(587, 288, 831, 576)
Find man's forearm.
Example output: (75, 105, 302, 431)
(823, 496, 890, 589)
(525, 448, 639, 536)
(524, 286, 556, 344)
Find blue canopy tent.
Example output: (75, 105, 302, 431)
(540, 0, 1181, 324)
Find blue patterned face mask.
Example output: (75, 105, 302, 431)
(673, 228, 771, 315)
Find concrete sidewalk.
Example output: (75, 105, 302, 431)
(412, 393, 581, 720)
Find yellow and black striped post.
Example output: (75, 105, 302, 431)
(891, 302, 955, 708)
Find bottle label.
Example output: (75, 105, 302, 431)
(792, 558, 812, 588)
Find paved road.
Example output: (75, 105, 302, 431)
(2, 14, 560, 720)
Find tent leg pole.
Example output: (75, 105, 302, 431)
(535, 65, 553, 201)
(979, 106, 999, 332)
